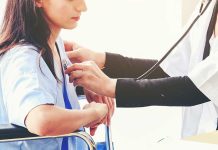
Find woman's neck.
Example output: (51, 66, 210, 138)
(48, 26, 60, 51)
(49, 27, 62, 71)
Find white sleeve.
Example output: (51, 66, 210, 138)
(188, 50, 218, 106)
(160, 1, 203, 76)
(160, 36, 191, 76)
(2, 46, 57, 127)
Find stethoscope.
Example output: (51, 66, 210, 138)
(137, 0, 214, 80)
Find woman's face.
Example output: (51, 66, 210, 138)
(37, 0, 87, 31)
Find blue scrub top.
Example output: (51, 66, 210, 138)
(0, 38, 85, 149)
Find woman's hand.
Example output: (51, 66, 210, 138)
(83, 102, 108, 125)
(65, 61, 117, 98)
(84, 89, 115, 136)
(83, 102, 108, 135)
(64, 41, 106, 68)
(84, 89, 115, 126)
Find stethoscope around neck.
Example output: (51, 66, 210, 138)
(137, 0, 214, 80)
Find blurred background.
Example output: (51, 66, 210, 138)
(0, 0, 200, 149)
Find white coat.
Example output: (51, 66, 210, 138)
(160, 0, 218, 138)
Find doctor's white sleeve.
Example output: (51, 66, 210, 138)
(160, 1, 203, 76)
(160, 34, 191, 76)
(1, 46, 57, 128)
(188, 51, 218, 107)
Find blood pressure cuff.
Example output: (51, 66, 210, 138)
(115, 76, 210, 107)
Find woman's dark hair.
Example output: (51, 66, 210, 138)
(0, 0, 59, 81)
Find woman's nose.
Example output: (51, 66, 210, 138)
(75, 0, 87, 12)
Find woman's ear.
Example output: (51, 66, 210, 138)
(35, 0, 43, 8)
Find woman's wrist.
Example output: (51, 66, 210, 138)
(82, 108, 98, 122)
(95, 52, 106, 69)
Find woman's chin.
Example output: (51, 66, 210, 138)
(64, 23, 78, 30)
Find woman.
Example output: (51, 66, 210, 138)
(0, 0, 109, 149)
(65, 0, 218, 138)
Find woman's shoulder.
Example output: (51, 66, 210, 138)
(2, 44, 39, 61)
(1, 43, 56, 82)
(1, 44, 40, 69)
(9, 44, 39, 55)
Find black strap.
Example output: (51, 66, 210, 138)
(55, 42, 65, 76)
(203, 1, 218, 59)
(216, 121, 218, 131)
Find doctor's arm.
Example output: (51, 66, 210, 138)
(65, 61, 210, 108)
(114, 76, 210, 107)
(64, 41, 168, 79)
(103, 52, 168, 79)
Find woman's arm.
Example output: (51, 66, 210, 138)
(25, 102, 107, 136)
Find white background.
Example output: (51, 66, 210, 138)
(61, 0, 184, 148)
(0, 0, 191, 149)
(61, 0, 182, 59)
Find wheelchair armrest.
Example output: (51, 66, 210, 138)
(0, 124, 96, 150)
(0, 124, 37, 140)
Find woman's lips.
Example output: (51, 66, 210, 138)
(71, 17, 80, 21)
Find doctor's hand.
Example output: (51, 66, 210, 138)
(84, 89, 115, 126)
(64, 41, 106, 69)
(64, 40, 81, 51)
(82, 102, 108, 136)
(65, 61, 117, 98)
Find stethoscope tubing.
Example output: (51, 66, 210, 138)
(137, 0, 214, 80)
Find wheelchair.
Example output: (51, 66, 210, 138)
(0, 90, 97, 150)
(0, 121, 96, 150)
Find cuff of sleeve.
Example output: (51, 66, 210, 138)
(104, 52, 118, 68)
(11, 97, 55, 128)
(188, 71, 218, 106)
(102, 52, 122, 77)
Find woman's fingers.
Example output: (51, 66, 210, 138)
(84, 89, 93, 103)
(102, 96, 116, 126)
(84, 89, 103, 103)
(85, 116, 106, 128)
(90, 126, 98, 136)
(103, 97, 110, 126)
(108, 98, 115, 125)
(84, 89, 115, 126)
(111, 98, 115, 116)
(107, 98, 113, 125)
(83, 90, 115, 129)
